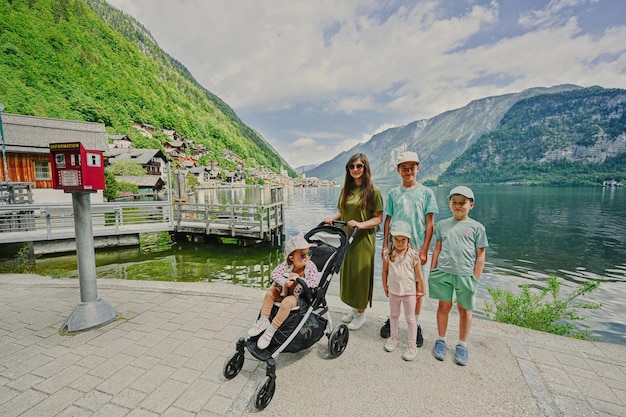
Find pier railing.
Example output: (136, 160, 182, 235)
(0, 199, 285, 245)
(173, 201, 284, 242)
(0, 201, 173, 244)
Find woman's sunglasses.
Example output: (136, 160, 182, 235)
(349, 163, 364, 170)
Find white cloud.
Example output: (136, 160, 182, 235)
(106, 0, 626, 168)
(518, 0, 600, 29)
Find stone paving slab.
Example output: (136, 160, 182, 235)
(0, 274, 624, 417)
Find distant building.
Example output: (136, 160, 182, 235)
(105, 148, 168, 181)
(108, 134, 132, 149)
(114, 175, 166, 201)
(0, 113, 108, 203)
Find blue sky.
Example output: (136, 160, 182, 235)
(107, 0, 626, 169)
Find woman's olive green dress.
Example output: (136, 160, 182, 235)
(338, 186, 384, 309)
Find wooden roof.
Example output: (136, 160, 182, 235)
(1, 113, 108, 153)
(115, 176, 165, 187)
(105, 148, 167, 165)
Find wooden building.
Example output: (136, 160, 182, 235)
(105, 148, 168, 181)
(0, 113, 108, 203)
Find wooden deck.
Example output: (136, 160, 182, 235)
(173, 201, 284, 242)
(0, 199, 285, 246)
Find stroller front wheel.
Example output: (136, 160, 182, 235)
(328, 323, 350, 358)
(223, 351, 244, 379)
(254, 375, 276, 410)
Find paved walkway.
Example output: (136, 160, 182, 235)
(0, 274, 624, 416)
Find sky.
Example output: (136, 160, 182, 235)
(106, 0, 626, 169)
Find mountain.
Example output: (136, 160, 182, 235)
(306, 84, 609, 185)
(439, 86, 626, 185)
(0, 0, 295, 176)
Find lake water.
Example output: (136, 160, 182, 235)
(26, 185, 626, 345)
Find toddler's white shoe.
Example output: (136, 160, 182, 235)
(247, 317, 270, 337)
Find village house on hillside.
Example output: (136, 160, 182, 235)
(0, 113, 108, 204)
(109, 134, 132, 149)
(105, 148, 168, 181)
(114, 175, 166, 201)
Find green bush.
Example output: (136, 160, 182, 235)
(484, 275, 602, 340)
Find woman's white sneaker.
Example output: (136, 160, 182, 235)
(347, 312, 366, 330)
(342, 308, 358, 323)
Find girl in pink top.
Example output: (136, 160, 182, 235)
(382, 221, 425, 361)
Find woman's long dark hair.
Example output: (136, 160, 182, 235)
(339, 153, 376, 211)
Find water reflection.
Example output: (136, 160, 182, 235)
(17, 185, 626, 345)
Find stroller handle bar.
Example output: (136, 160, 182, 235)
(318, 220, 359, 240)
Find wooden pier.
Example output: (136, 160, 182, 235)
(0, 186, 286, 251)
(173, 201, 284, 244)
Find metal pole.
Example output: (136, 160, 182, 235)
(60, 191, 117, 332)
(0, 103, 10, 183)
(73, 192, 98, 302)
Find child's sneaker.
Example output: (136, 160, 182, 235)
(384, 337, 398, 352)
(433, 339, 447, 361)
(454, 344, 469, 366)
(257, 326, 277, 350)
(380, 318, 390, 338)
(416, 324, 424, 347)
(247, 317, 270, 337)
(402, 345, 417, 361)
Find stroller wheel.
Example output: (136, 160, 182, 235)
(223, 351, 244, 379)
(254, 376, 276, 410)
(328, 323, 349, 358)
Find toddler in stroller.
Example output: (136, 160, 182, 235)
(247, 232, 321, 349)
(223, 222, 354, 410)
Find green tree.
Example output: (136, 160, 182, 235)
(103, 169, 119, 201)
(107, 161, 146, 176)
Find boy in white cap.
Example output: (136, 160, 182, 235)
(380, 150, 438, 347)
(382, 220, 426, 361)
(429, 186, 488, 366)
(248, 232, 320, 350)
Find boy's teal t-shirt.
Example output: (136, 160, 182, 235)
(385, 184, 438, 248)
(433, 217, 489, 276)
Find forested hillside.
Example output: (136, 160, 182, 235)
(0, 0, 294, 175)
(439, 86, 626, 186)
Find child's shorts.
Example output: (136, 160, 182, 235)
(428, 268, 478, 311)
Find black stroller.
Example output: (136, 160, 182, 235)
(222, 222, 355, 410)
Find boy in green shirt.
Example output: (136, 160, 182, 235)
(429, 186, 488, 366)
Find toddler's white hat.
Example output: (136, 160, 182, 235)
(284, 232, 316, 260)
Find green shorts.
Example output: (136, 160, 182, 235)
(428, 268, 478, 311)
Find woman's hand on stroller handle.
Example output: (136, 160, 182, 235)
(321, 219, 347, 227)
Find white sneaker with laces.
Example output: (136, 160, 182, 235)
(402, 345, 417, 361)
(342, 308, 358, 323)
(247, 317, 270, 337)
(384, 337, 398, 352)
(257, 326, 276, 350)
(347, 312, 366, 330)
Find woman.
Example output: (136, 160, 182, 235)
(324, 153, 383, 330)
